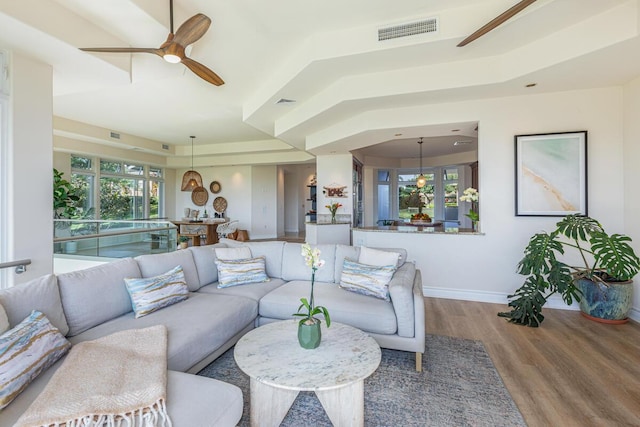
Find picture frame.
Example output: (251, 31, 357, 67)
(515, 131, 587, 216)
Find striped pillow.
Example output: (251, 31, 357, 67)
(124, 265, 189, 318)
(0, 310, 71, 409)
(216, 256, 270, 288)
(339, 259, 396, 301)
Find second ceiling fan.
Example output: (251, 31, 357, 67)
(80, 0, 224, 86)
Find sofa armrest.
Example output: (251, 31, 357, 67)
(388, 262, 417, 338)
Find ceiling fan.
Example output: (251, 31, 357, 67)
(79, 0, 224, 86)
(457, 0, 537, 47)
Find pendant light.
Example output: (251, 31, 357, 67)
(181, 135, 203, 191)
(416, 137, 427, 188)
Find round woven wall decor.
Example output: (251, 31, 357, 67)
(191, 187, 209, 206)
(213, 196, 228, 213)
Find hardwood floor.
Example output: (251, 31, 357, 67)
(425, 298, 640, 427)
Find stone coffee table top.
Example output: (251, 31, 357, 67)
(234, 320, 381, 391)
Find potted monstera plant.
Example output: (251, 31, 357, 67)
(499, 214, 639, 327)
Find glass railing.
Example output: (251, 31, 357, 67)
(53, 219, 178, 258)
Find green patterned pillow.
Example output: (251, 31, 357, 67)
(124, 265, 189, 318)
(216, 256, 270, 288)
(339, 259, 396, 301)
(0, 310, 71, 409)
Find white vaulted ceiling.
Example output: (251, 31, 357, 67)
(0, 0, 638, 165)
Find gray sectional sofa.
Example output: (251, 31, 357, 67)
(0, 240, 425, 426)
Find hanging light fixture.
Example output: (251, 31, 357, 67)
(181, 135, 203, 191)
(416, 137, 427, 188)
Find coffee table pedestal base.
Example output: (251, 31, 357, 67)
(250, 378, 365, 427)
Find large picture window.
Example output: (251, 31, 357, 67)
(71, 155, 164, 221)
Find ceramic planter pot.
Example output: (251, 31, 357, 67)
(298, 319, 321, 349)
(577, 278, 633, 324)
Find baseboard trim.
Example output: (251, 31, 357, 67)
(424, 286, 639, 322)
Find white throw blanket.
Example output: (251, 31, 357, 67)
(15, 325, 172, 427)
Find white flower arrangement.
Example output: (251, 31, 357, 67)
(459, 187, 479, 203)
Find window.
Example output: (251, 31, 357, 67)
(376, 165, 464, 223)
(72, 156, 163, 220)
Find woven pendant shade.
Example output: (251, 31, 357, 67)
(181, 135, 203, 191)
(181, 170, 203, 191)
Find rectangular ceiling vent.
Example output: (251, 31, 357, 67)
(109, 131, 120, 140)
(378, 18, 438, 41)
(162, 144, 170, 150)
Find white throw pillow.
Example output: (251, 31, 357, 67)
(214, 246, 252, 260)
(0, 304, 9, 334)
(359, 246, 400, 267)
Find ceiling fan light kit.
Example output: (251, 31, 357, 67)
(80, 1, 224, 86)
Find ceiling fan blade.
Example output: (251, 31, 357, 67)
(182, 57, 224, 86)
(172, 13, 211, 47)
(457, 0, 537, 47)
(80, 47, 163, 56)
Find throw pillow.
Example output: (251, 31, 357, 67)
(358, 246, 401, 267)
(124, 265, 189, 318)
(214, 246, 252, 260)
(216, 256, 270, 288)
(0, 310, 71, 409)
(339, 259, 396, 301)
(0, 304, 9, 334)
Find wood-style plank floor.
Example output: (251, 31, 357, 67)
(425, 298, 640, 427)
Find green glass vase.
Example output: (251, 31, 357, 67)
(297, 319, 322, 349)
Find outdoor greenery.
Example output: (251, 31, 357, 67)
(498, 214, 640, 327)
(53, 168, 80, 219)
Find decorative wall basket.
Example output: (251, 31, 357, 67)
(191, 187, 209, 206)
(181, 170, 203, 191)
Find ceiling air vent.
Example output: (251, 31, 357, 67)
(162, 144, 170, 150)
(378, 18, 438, 41)
(109, 131, 120, 139)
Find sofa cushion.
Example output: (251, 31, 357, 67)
(216, 257, 270, 288)
(0, 304, 8, 334)
(68, 292, 258, 372)
(0, 311, 71, 409)
(215, 246, 251, 260)
(0, 275, 69, 336)
(124, 265, 189, 318)
(199, 278, 287, 302)
(188, 243, 227, 287)
(281, 243, 336, 283)
(359, 246, 402, 267)
(136, 250, 200, 292)
(57, 258, 140, 337)
(219, 239, 286, 279)
(339, 259, 396, 301)
(167, 371, 242, 427)
(259, 280, 397, 335)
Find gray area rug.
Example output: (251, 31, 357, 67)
(197, 334, 526, 426)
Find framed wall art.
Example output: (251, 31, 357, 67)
(515, 131, 587, 216)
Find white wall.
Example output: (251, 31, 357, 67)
(175, 165, 278, 240)
(7, 53, 54, 285)
(251, 165, 278, 240)
(624, 75, 640, 314)
(175, 165, 253, 232)
(316, 154, 352, 223)
(353, 87, 627, 310)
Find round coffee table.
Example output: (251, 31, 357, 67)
(234, 320, 381, 427)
